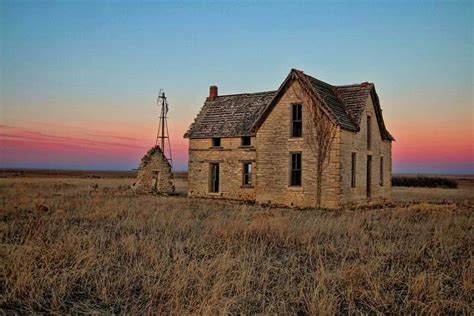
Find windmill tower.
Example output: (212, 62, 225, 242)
(134, 89, 175, 194)
(155, 89, 173, 166)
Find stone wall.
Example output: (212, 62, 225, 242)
(135, 146, 175, 194)
(339, 95, 392, 206)
(186, 81, 392, 208)
(188, 137, 257, 201)
(255, 80, 341, 208)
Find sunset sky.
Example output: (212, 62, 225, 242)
(1, 0, 472, 173)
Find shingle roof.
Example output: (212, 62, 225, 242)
(184, 90, 277, 138)
(335, 83, 373, 127)
(185, 69, 393, 141)
(303, 74, 357, 131)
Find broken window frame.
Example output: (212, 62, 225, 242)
(367, 115, 372, 151)
(209, 163, 220, 193)
(242, 162, 253, 186)
(212, 137, 221, 148)
(380, 156, 384, 186)
(289, 152, 302, 186)
(291, 103, 302, 138)
(351, 153, 356, 188)
(241, 136, 252, 147)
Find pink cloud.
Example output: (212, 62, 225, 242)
(0, 124, 189, 170)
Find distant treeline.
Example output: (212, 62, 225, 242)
(392, 175, 458, 189)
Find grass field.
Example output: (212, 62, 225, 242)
(0, 172, 473, 313)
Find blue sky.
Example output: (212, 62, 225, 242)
(1, 0, 473, 173)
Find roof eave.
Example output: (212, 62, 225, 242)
(369, 86, 394, 142)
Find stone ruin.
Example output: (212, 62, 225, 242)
(134, 145, 175, 194)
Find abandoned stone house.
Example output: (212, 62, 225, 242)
(184, 69, 394, 208)
(135, 145, 174, 194)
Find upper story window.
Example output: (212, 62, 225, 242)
(241, 136, 251, 147)
(291, 104, 302, 137)
(212, 137, 221, 147)
(290, 152, 302, 186)
(367, 115, 372, 150)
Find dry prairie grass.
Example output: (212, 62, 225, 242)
(0, 178, 473, 314)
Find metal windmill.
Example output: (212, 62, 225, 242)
(155, 89, 173, 166)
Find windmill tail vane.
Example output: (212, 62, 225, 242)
(155, 89, 173, 166)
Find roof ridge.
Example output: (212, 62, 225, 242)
(304, 72, 373, 89)
(336, 83, 373, 88)
(212, 90, 277, 98)
(304, 73, 335, 88)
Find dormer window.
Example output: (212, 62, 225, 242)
(241, 136, 251, 147)
(212, 137, 221, 147)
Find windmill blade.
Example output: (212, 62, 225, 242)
(154, 88, 172, 166)
(157, 89, 164, 106)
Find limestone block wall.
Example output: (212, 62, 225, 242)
(188, 137, 257, 201)
(186, 81, 392, 208)
(339, 96, 392, 206)
(135, 146, 174, 194)
(255, 80, 341, 208)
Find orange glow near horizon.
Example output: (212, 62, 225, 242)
(390, 118, 473, 173)
(0, 123, 190, 170)
(1, 116, 472, 173)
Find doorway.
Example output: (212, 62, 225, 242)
(151, 170, 159, 191)
(209, 163, 220, 193)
